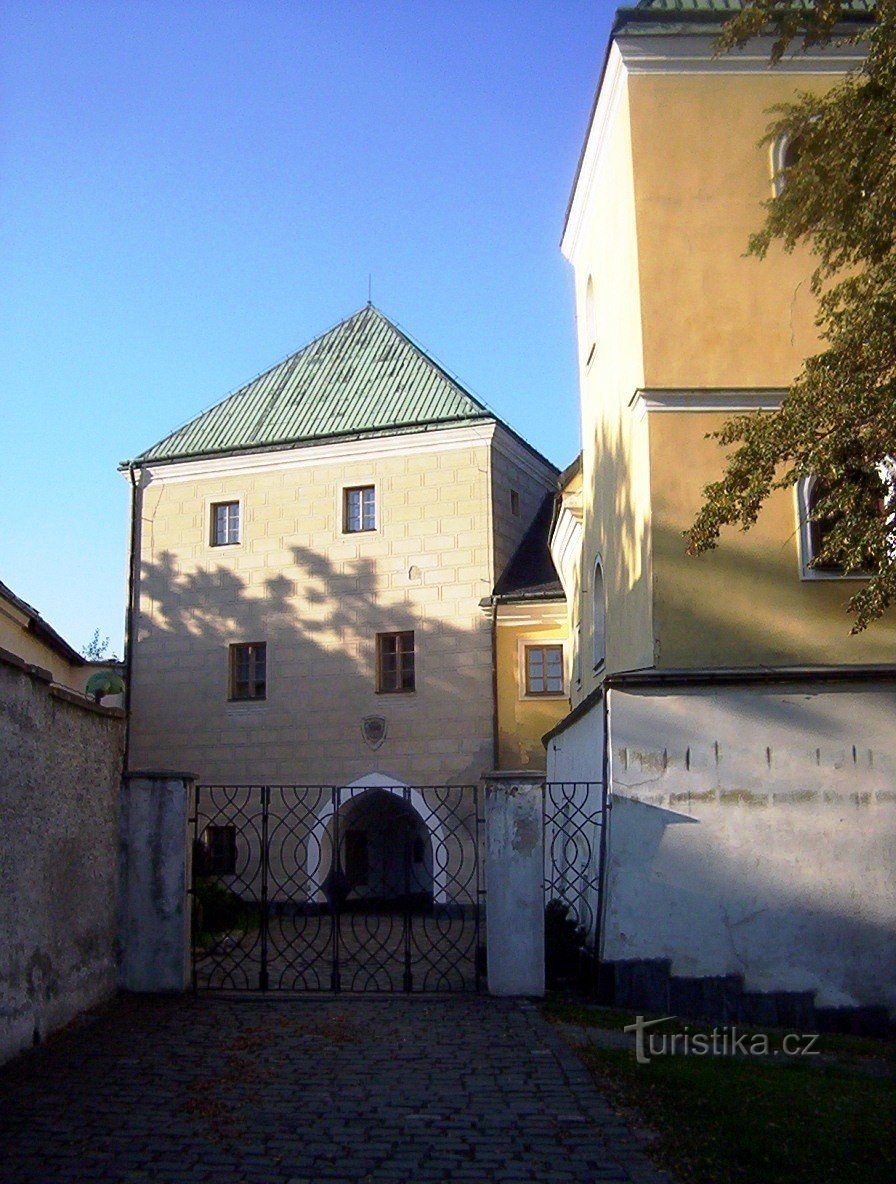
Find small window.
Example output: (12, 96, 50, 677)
(593, 556, 606, 669)
(211, 501, 240, 546)
(229, 642, 266, 700)
(510, 489, 520, 516)
(376, 630, 415, 693)
(584, 275, 597, 365)
(525, 644, 565, 696)
(344, 485, 376, 533)
(772, 130, 803, 197)
(198, 825, 237, 876)
(798, 475, 881, 578)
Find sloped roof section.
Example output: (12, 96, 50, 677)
(134, 305, 494, 463)
(492, 493, 564, 601)
(0, 578, 85, 666)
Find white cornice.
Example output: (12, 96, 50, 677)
(617, 34, 865, 76)
(562, 41, 628, 263)
(629, 389, 786, 419)
(133, 422, 500, 486)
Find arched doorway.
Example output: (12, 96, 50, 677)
(328, 788, 434, 911)
(309, 774, 450, 905)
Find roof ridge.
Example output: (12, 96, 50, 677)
(126, 305, 515, 466)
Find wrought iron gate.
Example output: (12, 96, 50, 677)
(191, 783, 483, 993)
(543, 781, 607, 991)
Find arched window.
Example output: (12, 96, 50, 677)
(592, 555, 606, 669)
(772, 130, 803, 197)
(584, 276, 597, 365)
(797, 475, 882, 578)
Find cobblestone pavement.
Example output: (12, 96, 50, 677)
(0, 995, 671, 1184)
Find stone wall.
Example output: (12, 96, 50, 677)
(0, 649, 125, 1064)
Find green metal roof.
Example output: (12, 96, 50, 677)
(132, 305, 495, 464)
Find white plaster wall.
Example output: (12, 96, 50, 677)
(546, 697, 604, 784)
(604, 682, 896, 1011)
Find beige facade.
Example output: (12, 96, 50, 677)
(561, 34, 894, 697)
(128, 423, 556, 786)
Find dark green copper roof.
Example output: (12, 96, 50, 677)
(132, 305, 495, 464)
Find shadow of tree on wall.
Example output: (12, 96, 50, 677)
(133, 545, 494, 786)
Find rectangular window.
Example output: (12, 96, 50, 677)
(198, 824, 237, 876)
(229, 642, 266, 701)
(376, 630, 415, 693)
(525, 644, 564, 696)
(211, 501, 240, 546)
(510, 489, 520, 516)
(344, 485, 376, 533)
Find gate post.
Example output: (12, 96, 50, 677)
(483, 771, 545, 997)
(119, 770, 195, 992)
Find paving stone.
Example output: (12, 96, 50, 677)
(0, 994, 670, 1184)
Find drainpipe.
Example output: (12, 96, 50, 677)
(122, 462, 141, 773)
(595, 684, 612, 967)
(490, 600, 499, 769)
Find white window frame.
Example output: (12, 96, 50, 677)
(518, 640, 567, 701)
(205, 493, 245, 550)
(796, 478, 867, 581)
(584, 275, 597, 368)
(592, 554, 606, 670)
(340, 480, 379, 535)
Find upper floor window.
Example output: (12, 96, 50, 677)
(344, 485, 376, 533)
(524, 644, 565, 697)
(592, 556, 606, 669)
(510, 489, 520, 516)
(229, 642, 266, 700)
(772, 129, 803, 197)
(584, 276, 597, 365)
(798, 475, 882, 579)
(211, 501, 240, 546)
(376, 630, 415, 693)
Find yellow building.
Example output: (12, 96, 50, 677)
(546, 2, 896, 1022)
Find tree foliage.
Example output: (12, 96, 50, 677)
(686, 0, 896, 632)
(82, 628, 113, 661)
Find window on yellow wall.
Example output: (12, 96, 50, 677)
(593, 556, 606, 669)
(524, 644, 564, 697)
(584, 276, 597, 365)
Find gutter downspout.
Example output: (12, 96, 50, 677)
(490, 601, 499, 769)
(122, 463, 141, 774)
(595, 684, 612, 974)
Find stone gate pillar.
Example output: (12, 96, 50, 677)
(119, 771, 195, 992)
(483, 771, 545, 996)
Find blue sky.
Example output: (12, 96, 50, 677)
(1, 0, 615, 654)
